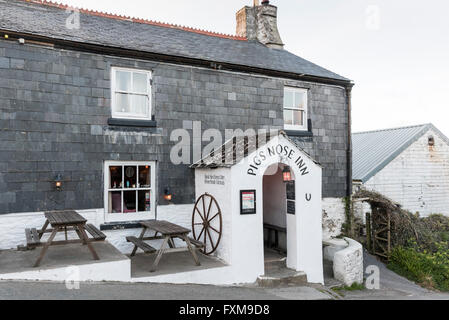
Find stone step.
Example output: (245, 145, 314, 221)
(257, 271, 308, 287)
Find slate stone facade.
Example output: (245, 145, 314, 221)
(0, 39, 348, 214)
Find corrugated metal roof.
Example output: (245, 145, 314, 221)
(352, 124, 433, 183)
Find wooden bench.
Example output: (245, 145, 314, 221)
(126, 236, 156, 254)
(25, 228, 41, 247)
(187, 237, 205, 249)
(84, 224, 106, 241)
(264, 223, 287, 253)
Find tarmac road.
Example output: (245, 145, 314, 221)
(0, 280, 332, 300)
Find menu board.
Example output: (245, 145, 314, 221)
(240, 190, 256, 215)
(287, 200, 296, 215)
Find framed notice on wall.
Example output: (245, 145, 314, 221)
(240, 190, 256, 215)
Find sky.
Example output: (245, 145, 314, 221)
(56, 0, 449, 136)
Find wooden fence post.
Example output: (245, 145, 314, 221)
(366, 211, 372, 252)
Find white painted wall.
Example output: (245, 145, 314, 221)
(231, 135, 324, 284)
(0, 205, 193, 253)
(322, 198, 346, 240)
(364, 128, 449, 217)
(194, 168, 232, 264)
(262, 167, 287, 228)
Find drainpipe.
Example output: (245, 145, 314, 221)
(346, 84, 354, 236)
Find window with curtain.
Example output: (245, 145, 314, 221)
(111, 67, 152, 120)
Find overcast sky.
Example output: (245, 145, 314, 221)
(57, 0, 449, 136)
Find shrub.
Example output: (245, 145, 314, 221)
(388, 245, 449, 291)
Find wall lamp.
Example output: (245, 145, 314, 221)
(55, 174, 63, 191)
(282, 167, 292, 183)
(163, 187, 173, 202)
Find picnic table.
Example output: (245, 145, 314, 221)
(25, 210, 106, 267)
(126, 220, 204, 272)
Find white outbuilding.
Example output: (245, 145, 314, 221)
(353, 123, 449, 217)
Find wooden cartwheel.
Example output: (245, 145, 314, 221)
(192, 193, 223, 255)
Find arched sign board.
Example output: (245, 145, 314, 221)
(193, 133, 324, 285)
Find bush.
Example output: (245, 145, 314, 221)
(388, 245, 449, 291)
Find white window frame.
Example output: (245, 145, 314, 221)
(103, 161, 156, 222)
(283, 87, 308, 131)
(111, 67, 152, 120)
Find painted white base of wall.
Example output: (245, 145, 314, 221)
(130, 265, 258, 285)
(0, 205, 194, 253)
(0, 199, 346, 251)
(0, 260, 258, 285)
(0, 259, 131, 282)
(0, 197, 345, 285)
(322, 198, 346, 240)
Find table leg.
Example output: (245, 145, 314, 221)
(168, 237, 176, 248)
(38, 220, 50, 239)
(77, 225, 100, 261)
(74, 228, 85, 245)
(34, 227, 59, 267)
(183, 235, 201, 266)
(131, 227, 148, 257)
(151, 236, 169, 272)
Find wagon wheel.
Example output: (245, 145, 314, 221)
(192, 193, 222, 255)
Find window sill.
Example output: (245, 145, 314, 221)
(284, 130, 313, 137)
(100, 220, 153, 231)
(107, 118, 157, 128)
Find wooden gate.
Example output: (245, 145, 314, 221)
(366, 206, 391, 260)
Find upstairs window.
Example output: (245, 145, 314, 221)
(283, 87, 308, 131)
(111, 67, 152, 120)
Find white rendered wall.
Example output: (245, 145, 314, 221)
(322, 198, 346, 240)
(194, 168, 232, 264)
(0, 205, 193, 253)
(231, 135, 324, 284)
(364, 129, 449, 216)
(263, 168, 287, 228)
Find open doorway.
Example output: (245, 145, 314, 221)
(262, 163, 295, 274)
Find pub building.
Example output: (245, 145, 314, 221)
(0, 0, 353, 284)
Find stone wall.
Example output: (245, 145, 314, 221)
(0, 38, 349, 215)
(330, 237, 364, 286)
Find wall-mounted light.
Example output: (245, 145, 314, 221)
(282, 167, 292, 183)
(163, 187, 172, 201)
(55, 174, 63, 191)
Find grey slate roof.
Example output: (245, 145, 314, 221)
(191, 130, 319, 168)
(0, 0, 350, 82)
(352, 123, 449, 183)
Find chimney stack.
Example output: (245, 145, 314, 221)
(236, 0, 284, 49)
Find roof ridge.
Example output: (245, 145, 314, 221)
(353, 123, 431, 135)
(21, 0, 247, 41)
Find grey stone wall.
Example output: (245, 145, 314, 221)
(0, 39, 348, 214)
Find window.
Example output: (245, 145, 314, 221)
(104, 161, 156, 222)
(283, 87, 308, 131)
(111, 67, 152, 120)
